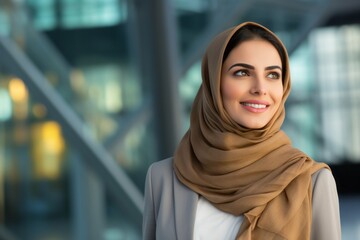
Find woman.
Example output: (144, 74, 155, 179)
(143, 22, 341, 240)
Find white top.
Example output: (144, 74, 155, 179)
(193, 196, 243, 240)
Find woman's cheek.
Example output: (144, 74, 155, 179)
(221, 79, 243, 101)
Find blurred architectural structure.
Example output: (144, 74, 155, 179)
(0, 0, 360, 239)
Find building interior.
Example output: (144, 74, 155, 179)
(0, 0, 360, 239)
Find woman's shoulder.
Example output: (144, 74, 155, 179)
(310, 169, 341, 239)
(150, 157, 173, 168)
(146, 157, 174, 187)
(311, 167, 339, 211)
(311, 168, 336, 190)
(148, 157, 173, 176)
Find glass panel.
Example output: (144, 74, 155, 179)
(61, 0, 126, 28)
(0, 74, 70, 239)
(0, 1, 147, 239)
(27, 0, 57, 29)
(27, 0, 127, 30)
(0, 73, 145, 239)
(310, 24, 360, 163)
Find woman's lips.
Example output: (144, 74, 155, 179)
(240, 100, 270, 113)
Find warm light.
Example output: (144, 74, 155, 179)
(41, 121, 65, 154)
(8, 78, 28, 103)
(8, 78, 29, 120)
(31, 121, 65, 180)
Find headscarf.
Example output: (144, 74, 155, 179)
(173, 22, 328, 239)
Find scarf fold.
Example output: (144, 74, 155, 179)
(173, 22, 328, 239)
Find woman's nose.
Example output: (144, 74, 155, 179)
(250, 78, 267, 95)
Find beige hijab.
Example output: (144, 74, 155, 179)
(174, 22, 328, 239)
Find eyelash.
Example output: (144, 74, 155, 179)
(268, 72, 280, 79)
(233, 69, 281, 80)
(234, 69, 249, 77)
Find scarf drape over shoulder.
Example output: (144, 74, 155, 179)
(174, 22, 328, 239)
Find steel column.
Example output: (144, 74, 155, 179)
(129, 0, 183, 159)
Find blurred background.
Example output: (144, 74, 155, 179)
(0, 0, 359, 239)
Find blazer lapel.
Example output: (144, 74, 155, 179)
(173, 172, 198, 240)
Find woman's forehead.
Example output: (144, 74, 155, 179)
(223, 39, 282, 68)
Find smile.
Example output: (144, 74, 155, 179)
(240, 102, 267, 109)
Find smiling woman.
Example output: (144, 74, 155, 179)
(221, 39, 283, 129)
(143, 22, 341, 240)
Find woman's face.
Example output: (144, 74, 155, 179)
(221, 38, 283, 129)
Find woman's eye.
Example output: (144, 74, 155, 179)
(234, 70, 249, 77)
(268, 72, 280, 79)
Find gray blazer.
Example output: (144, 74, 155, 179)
(143, 158, 341, 240)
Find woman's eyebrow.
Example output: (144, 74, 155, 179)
(228, 63, 282, 72)
(265, 65, 282, 71)
(228, 63, 254, 71)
